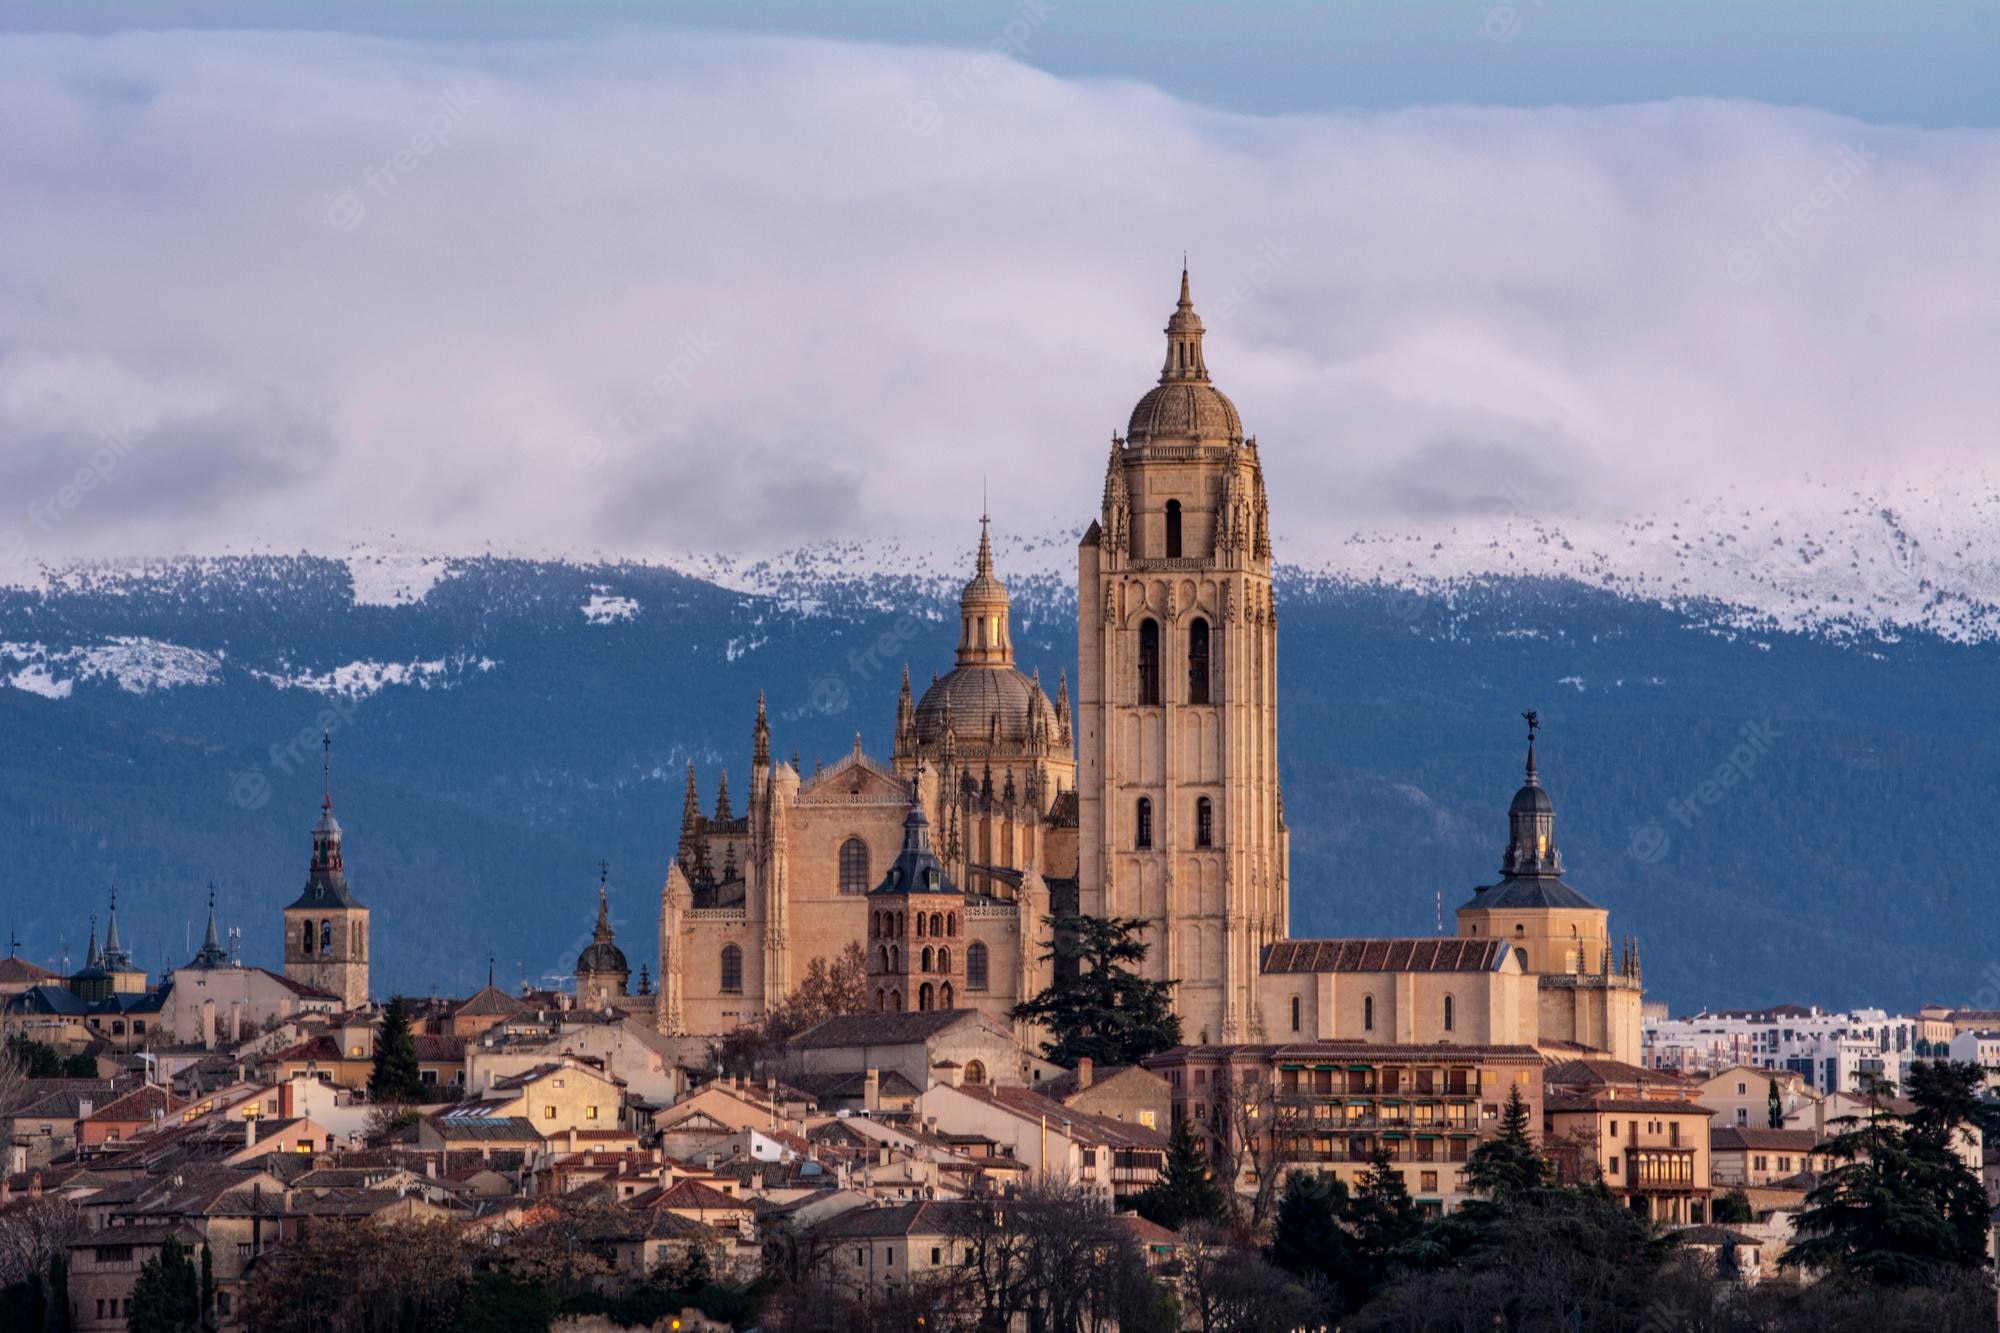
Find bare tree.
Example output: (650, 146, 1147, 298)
(0, 1196, 86, 1290)
(1207, 1066, 1289, 1232)
(945, 1194, 1034, 1330)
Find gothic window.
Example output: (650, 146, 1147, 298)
(839, 837, 870, 894)
(941, 982, 954, 1009)
(1196, 796, 1213, 848)
(916, 913, 926, 938)
(919, 983, 935, 1011)
(966, 942, 990, 991)
(930, 913, 943, 938)
(946, 914, 957, 938)
(1364, 995, 1375, 1032)
(320, 920, 332, 953)
(1136, 797, 1153, 849)
(300, 921, 314, 955)
(921, 947, 934, 973)
(1444, 995, 1456, 1032)
(1290, 995, 1302, 1033)
(938, 947, 951, 973)
(964, 1059, 985, 1084)
(1188, 617, 1210, 704)
(720, 944, 743, 994)
(878, 945, 891, 972)
(1165, 499, 1183, 557)
(876, 988, 886, 1012)
(1137, 619, 1161, 705)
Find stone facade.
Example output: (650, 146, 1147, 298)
(1078, 269, 1287, 1046)
(652, 270, 1645, 1065)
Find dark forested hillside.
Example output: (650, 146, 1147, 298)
(1, 556, 1992, 1014)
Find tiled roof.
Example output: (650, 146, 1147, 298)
(812, 1200, 972, 1239)
(0, 956, 60, 985)
(790, 1009, 983, 1050)
(651, 1178, 751, 1212)
(950, 1084, 1167, 1151)
(1710, 1127, 1822, 1153)
(1546, 1058, 1689, 1090)
(84, 1085, 187, 1124)
(1261, 938, 1507, 974)
(454, 986, 526, 1018)
(412, 1035, 467, 1063)
(1547, 1094, 1714, 1116)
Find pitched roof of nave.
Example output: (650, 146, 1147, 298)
(1261, 937, 1509, 975)
(797, 743, 906, 802)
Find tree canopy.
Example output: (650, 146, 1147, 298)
(1011, 914, 1181, 1068)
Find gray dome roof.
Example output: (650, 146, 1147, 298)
(1509, 783, 1554, 816)
(578, 940, 629, 974)
(1127, 380, 1243, 443)
(914, 666, 1057, 748)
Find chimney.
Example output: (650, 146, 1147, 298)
(1076, 1057, 1093, 1091)
(863, 1067, 880, 1113)
(77, 1098, 93, 1121)
(246, 1116, 257, 1150)
(280, 1080, 296, 1120)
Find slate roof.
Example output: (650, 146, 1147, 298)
(785, 1069, 922, 1102)
(1261, 938, 1508, 974)
(790, 1008, 983, 1050)
(1710, 1127, 1824, 1153)
(813, 1200, 974, 1239)
(1464, 876, 1601, 910)
(455, 985, 526, 1018)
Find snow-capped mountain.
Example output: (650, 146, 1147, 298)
(0, 476, 1994, 1013)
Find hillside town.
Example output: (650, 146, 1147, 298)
(4, 274, 1995, 1330)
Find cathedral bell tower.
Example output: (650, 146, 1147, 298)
(1078, 268, 1287, 1044)
(283, 735, 371, 1011)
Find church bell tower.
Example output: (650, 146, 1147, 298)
(283, 735, 371, 1011)
(1077, 268, 1287, 1043)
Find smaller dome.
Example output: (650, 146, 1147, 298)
(578, 940, 629, 975)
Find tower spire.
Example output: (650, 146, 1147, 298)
(1522, 709, 1540, 786)
(753, 693, 771, 767)
(956, 512, 1013, 667)
(322, 729, 333, 810)
(193, 881, 228, 968)
(1160, 263, 1209, 384)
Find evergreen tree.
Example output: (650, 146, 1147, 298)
(1011, 915, 1181, 1067)
(198, 1245, 213, 1329)
(1135, 1118, 1226, 1230)
(1712, 1189, 1754, 1224)
(1768, 1076, 1784, 1129)
(1462, 1084, 1549, 1200)
(1784, 1060, 1993, 1282)
(46, 1250, 71, 1333)
(128, 1236, 200, 1333)
(1268, 1170, 1354, 1290)
(1344, 1148, 1425, 1298)
(368, 996, 426, 1105)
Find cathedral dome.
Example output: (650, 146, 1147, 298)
(914, 665, 1059, 749)
(1127, 381, 1243, 443)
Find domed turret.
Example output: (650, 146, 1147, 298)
(576, 864, 630, 1006)
(912, 515, 1063, 755)
(1124, 267, 1244, 445)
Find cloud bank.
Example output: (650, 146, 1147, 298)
(2, 27, 1998, 565)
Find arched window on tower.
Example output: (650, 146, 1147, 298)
(930, 912, 943, 938)
(1137, 619, 1161, 705)
(916, 914, 926, 938)
(1188, 617, 1210, 704)
(1136, 797, 1153, 849)
(878, 945, 891, 973)
(839, 837, 870, 894)
(720, 944, 743, 994)
(320, 920, 332, 954)
(938, 947, 951, 974)
(921, 946, 934, 973)
(946, 914, 957, 938)
(300, 920, 314, 955)
(1165, 499, 1183, 557)
(919, 982, 935, 1011)
(1196, 796, 1213, 848)
(941, 982, 954, 1009)
(966, 942, 989, 991)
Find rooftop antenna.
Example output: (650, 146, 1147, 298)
(488, 952, 495, 989)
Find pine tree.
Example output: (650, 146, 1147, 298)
(1011, 915, 1181, 1067)
(1344, 1148, 1424, 1297)
(1462, 1084, 1548, 1200)
(1135, 1117, 1226, 1230)
(1768, 1076, 1784, 1129)
(46, 1249, 71, 1333)
(369, 996, 426, 1105)
(1784, 1060, 1993, 1282)
(198, 1244, 213, 1329)
(128, 1236, 200, 1333)
(1268, 1170, 1353, 1286)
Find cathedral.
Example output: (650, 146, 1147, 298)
(655, 268, 1643, 1062)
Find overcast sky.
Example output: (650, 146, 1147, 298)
(2, 5, 1998, 563)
